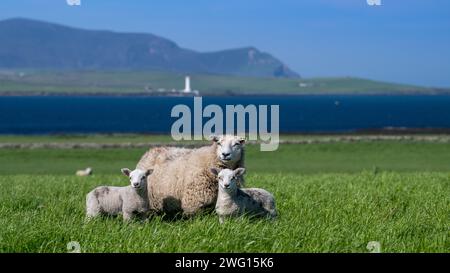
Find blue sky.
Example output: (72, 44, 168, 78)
(1, 0, 450, 87)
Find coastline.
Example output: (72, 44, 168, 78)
(0, 89, 450, 97)
(2, 133, 450, 150)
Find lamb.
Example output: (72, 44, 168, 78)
(76, 167, 92, 176)
(211, 168, 277, 224)
(86, 168, 152, 221)
(147, 135, 246, 217)
(136, 146, 192, 171)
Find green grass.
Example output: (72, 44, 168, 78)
(0, 134, 176, 144)
(0, 172, 448, 252)
(1, 141, 450, 175)
(0, 133, 448, 145)
(0, 70, 440, 95)
(0, 140, 449, 252)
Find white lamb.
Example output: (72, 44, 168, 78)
(211, 168, 277, 224)
(85, 168, 152, 221)
(76, 167, 92, 176)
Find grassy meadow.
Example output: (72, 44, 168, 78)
(0, 136, 449, 252)
(0, 70, 440, 95)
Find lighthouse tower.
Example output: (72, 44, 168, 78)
(183, 76, 191, 93)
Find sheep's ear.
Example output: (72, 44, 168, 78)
(210, 168, 220, 176)
(121, 168, 131, 177)
(210, 135, 220, 143)
(238, 136, 246, 145)
(145, 169, 153, 176)
(234, 168, 246, 177)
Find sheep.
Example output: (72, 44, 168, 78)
(136, 146, 192, 171)
(76, 167, 92, 176)
(147, 135, 246, 217)
(85, 168, 153, 221)
(211, 167, 277, 224)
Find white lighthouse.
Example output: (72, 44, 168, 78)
(177, 75, 199, 96)
(183, 76, 191, 93)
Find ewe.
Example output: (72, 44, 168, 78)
(148, 135, 246, 217)
(86, 168, 152, 221)
(211, 168, 277, 224)
(136, 146, 192, 171)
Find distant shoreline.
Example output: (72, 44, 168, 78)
(1, 90, 450, 97)
(2, 134, 450, 150)
(2, 70, 449, 96)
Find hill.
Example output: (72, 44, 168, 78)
(0, 18, 298, 78)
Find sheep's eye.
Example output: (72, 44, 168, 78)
(233, 143, 240, 147)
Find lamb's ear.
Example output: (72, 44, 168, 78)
(121, 168, 131, 177)
(210, 168, 220, 176)
(145, 169, 153, 176)
(210, 135, 220, 143)
(234, 168, 246, 177)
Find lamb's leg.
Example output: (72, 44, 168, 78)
(263, 200, 277, 220)
(122, 211, 133, 222)
(219, 215, 225, 224)
(135, 211, 150, 222)
(85, 215, 95, 223)
(85, 193, 101, 220)
(268, 210, 277, 220)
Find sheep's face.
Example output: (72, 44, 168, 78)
(212, 135, 245, 166)
(211, 168, 246, 193)
(121, 168, 153, 189)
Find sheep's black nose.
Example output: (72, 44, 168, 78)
(222, 152, 231, 157)
(133, 183, 139, 187)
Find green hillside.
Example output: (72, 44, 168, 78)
(0, 70, 446, 95)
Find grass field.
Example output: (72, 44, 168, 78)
(0, 138, 449, 252)
(0, 70, 441, 95)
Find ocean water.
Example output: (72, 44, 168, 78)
(1, 95, 450, 134)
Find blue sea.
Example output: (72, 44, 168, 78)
(1, 95, 450, 134)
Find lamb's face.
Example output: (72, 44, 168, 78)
(211, 168, 246, 193)
(121, 168, 153, 189)
(212, 135, 245, 166)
